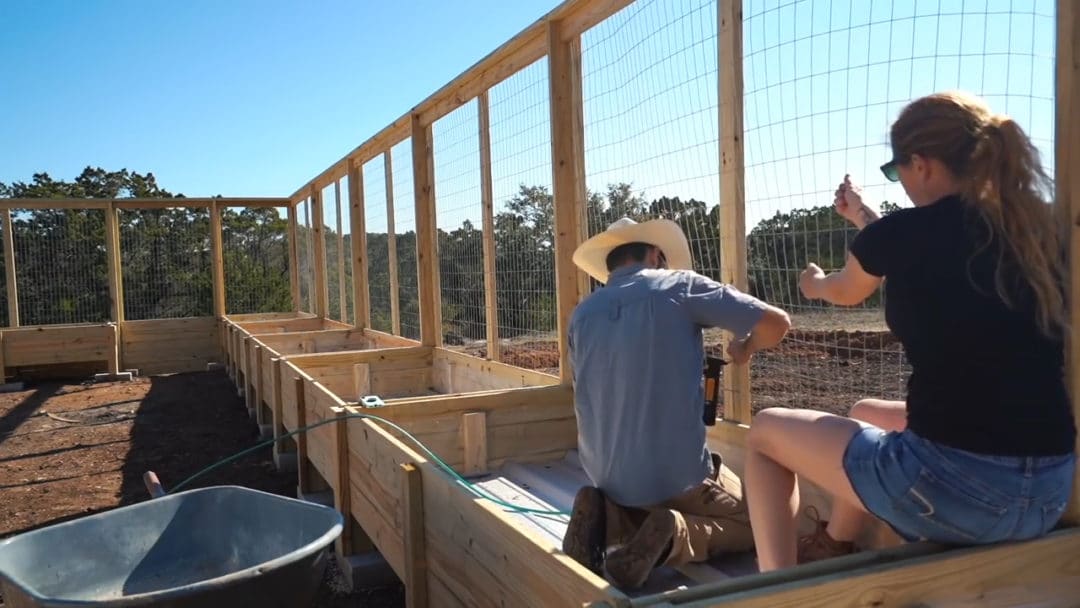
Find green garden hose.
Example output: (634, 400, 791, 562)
(166, 412, 572, 516)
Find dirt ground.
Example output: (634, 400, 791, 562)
(0, 372, 404, 608)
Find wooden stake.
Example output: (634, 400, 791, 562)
(1057, 0, 1080, 525)
(478, 91, 501, 362)
(335, 180, 348, 322)
(312, 188, 330, 319)
(3, 207, 18, 328)
(412, 114, 442, 347)
(295, 375, 310, 493)
(305, 199, 316, 313)
(548, 19, 587, 386)
(332, 405, 353, 555)
(400, 462, 428, 608)
(719, 0, 751, 424)
(386, 151, 402, 335)
(210, 203, 226, 318)
(462, 412, 488, 476)
(348, 159, 370, 328)
(288, 204, 301, 313)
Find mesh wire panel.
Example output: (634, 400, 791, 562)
(298, 199, 315, 314)
(321, 183, 346, 321)
(364, 156, 393, 333)
(434, 99, 487, 350)
(222, 206, 291, 315)
(488, 58, 557, 371)
(581, 0, 725, 368)
(120, 207, 212, 320)
(13, 208, 109, 325)
(391, 138, 420, 340)
(741, 0, 1055, 414)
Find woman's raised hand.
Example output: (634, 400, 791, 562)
(834, 174, 866, 225)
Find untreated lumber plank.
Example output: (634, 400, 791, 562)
(411, 115, 441, 347)
(547, 18, 587, 386)
(348, 158, 370, 328)
(312, 187, 330, 319)
(104, 203, 124, 324)
(335, 180, 348, 323)
(648, 529, 1080, 608)
(3, 207, 19, 327)
(1059, 0, 1080, 526)
(210, 203, 226, 318)
(461, 412, 487, 476)
(401, 462, 428, 608)
(478, 91, 500, 362)
(294, 374, 311, 493)
(304, 198, 316, 313)
(718, 0, 751, 424)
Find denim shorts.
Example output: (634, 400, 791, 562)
(843, 427, 1076, 544)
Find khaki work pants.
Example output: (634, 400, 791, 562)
(605, 454, 754, 566)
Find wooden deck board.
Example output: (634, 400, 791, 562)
(472, 450, 760, 596)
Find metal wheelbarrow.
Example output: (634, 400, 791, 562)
(0, 485, 343, 607)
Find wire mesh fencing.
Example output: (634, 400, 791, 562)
(12, 208, 109, 326)
(740, 0, 1055, 414)
(120, 207, 212, 320)
(222, 206, 291, 315)
(434, 99, 488, 351)
(328, 180, 354, 324)
(363, 155, 393, 333)
(392, 138, 421, 341)
(488, 59, 558, 372)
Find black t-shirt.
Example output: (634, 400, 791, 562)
(850, 194, 1076, 456)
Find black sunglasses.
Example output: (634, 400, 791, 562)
(880, 159, 900, 182)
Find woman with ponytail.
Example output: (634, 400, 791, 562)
(743, 91, 1077, 571)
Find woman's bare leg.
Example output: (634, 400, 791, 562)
(745, 408, 870, 571)
(824, 399, 907, 542)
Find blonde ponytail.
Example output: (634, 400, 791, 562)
(891, 92, 1067, 338)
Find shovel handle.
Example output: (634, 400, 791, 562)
(143, 471, 166, 498)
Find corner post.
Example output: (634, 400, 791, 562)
(718, 0, 751, 424)
(478, 91, 501, 361)
(349, 159, 371, 328)
(210, 202, 226, 319)
(412, 115, 442, 347)
(547, 18, 588, 386)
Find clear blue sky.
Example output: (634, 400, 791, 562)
(1, 0, 1060, 243)
(0, 0, 560, 199)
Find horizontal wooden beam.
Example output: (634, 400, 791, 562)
(287, 0, 633, 202)
(0, 198, 290, 210)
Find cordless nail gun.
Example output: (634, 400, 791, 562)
(702, 355, 726, 426)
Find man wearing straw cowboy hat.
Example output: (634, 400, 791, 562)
(562, 216, 791, 589)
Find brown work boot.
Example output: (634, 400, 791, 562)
(797, 506, 856, 564)
(605, 509, 676, 589)
(563, 486, 607, 573)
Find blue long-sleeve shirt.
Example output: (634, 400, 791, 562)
(568, 264, 768, 506)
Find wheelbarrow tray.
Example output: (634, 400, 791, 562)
(0, 485, 343, 608)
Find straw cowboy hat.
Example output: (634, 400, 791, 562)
(572, 217, 693, 284)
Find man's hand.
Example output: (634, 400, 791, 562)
(799, 263, 826, 300)
(726, 336, 753, 365)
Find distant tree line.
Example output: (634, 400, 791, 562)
(0, 167, 896, 334)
